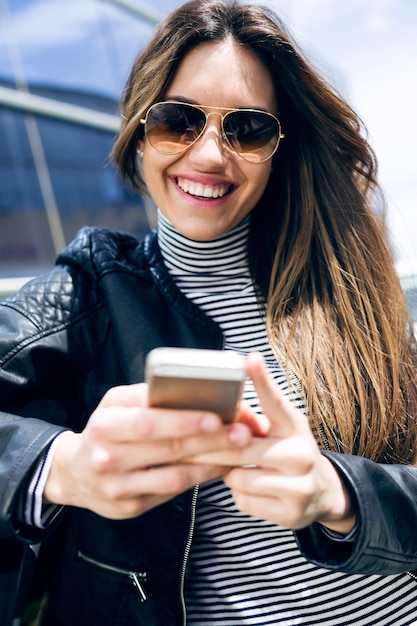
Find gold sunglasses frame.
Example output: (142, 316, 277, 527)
(139, 100, 285, 163)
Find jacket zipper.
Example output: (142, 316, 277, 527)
(77, 550, 147, 601)
(180, 484, 199, 626)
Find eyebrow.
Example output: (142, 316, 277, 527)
(161, 95, 269, 113)
(162, 95, 196, 104)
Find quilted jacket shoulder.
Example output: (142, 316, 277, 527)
(57, 226, 150, 279)
(0, 226, 150, 340)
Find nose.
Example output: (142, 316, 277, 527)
(189, 112, 229, 167)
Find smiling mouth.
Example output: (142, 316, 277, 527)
(176, 177, 233, 199)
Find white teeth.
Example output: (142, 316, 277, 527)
(177, 178, 229, 198)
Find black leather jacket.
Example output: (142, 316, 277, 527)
(1, 227, 417, 625)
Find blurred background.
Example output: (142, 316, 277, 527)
(0, 0, 416, 309)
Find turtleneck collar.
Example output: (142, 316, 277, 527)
(157, 210, 251, 277)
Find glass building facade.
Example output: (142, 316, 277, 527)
(3, 0, 416, 288)
(0, 0, 182, 279)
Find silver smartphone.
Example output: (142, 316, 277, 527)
(145, 347, 246, 423)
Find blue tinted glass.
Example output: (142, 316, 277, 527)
(0, 0, 166, 278)
(0, 0, 162, 97)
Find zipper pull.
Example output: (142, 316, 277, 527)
(130, 572, 147, 601)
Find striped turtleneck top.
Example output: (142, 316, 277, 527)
(157, 211, 417, 626)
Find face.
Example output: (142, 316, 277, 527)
(139, 39, 277, 241)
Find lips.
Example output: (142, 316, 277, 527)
(176, 177, 232, 199)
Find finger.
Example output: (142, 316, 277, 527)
(225, 466, 311, 497)
(225, 489, 305, 529)
(99, 383, 149, 408)
(246, 352, 309, 437)
(88, 462, 224, 520)
(90, 422, 253, 472)
(99, 463, 224, 501)
(224, 468, 318, 528)
(184, 438, 268, 467)
(185, 435, 314, 472)
(89, 405, 225, 444)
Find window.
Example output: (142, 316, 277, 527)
(0, 0, 180, 276)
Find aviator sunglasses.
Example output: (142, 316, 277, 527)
(139, 100, 285, 163)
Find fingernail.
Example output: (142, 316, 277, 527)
(200, 414, 220, 433)
(228, 424, 250, 445)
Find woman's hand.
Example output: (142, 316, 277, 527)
(189, 352, 356, 533)
(43, 383, 252, 520)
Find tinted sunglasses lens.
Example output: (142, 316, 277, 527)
(224, 110, 279, 162)
(145, 103, 206, 153)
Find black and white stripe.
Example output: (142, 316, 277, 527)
(25, 434, 64, 527)
(158, 211, 417, 626)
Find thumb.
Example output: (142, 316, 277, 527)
(98, 383, 148, 409)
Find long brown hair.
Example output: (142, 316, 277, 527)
(112, 0, 417, 463)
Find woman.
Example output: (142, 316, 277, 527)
(1, 1, 417, 624)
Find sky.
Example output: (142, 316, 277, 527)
(1, 0, 416, 266)
(264, 0, 417, 268)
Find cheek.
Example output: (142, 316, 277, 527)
(141, 155, 162, 192)
(246, 165, 272, 205)
(141, 150, 176, 188)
